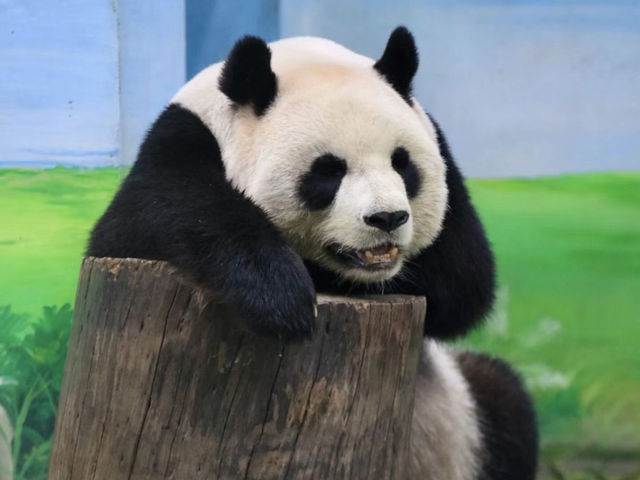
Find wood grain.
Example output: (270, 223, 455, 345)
(49, 257, 425, 480)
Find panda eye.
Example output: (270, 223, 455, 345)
(298, 154, 347, 210)
(391, 147, 410, 172)
(391, 147, 421, 198)
(311, 154, 347, 177)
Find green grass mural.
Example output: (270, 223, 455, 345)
(465, 173, 640, 478)
(0, 168, 123, 317)
(1, 167, 639, 478)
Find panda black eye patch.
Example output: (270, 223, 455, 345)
(392, 147, 421, 198)
(298, 154, 347, 210)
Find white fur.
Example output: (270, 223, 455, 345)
(172, 36, 448, 283)
(409, 341, 483, 480)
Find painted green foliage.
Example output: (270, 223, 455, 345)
(0, 168, 639, 478)
(0, 305, 72, 480)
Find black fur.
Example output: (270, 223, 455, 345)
(305, 116, 496, 340)
(88, 104, 316, 339)
(218, 36, 277, 116)
(391, 146, 421, 198)
(298, 154, 347, 210)
(399, 117, 496, 338)
(456, 352, 539, 480)
(374, 26, 419, 103)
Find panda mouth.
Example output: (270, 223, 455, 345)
(327, 243, 400, 270)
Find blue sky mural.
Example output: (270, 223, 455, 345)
(0, 0, 120, 168)
(0, 0, 184, 168)
(280, 0, 640, 177)
(1, 0, 639, 176)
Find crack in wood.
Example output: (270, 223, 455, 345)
(364, 302, 393, 479)
(242, 343, 286, 479)
(161, 289, 194, 478)
(283, 331, 327, 480)
(380, 302, 406, 469)
(125, 285, 180, 479)
(215, 334, 247, 478)
(90, 265, 150, 480)
(161, 363, 189, 479)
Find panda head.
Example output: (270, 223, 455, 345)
(183, 27, 448, 284)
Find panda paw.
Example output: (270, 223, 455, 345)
(236, 246, 317, 341)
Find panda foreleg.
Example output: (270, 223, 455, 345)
(88, 105, 317, 339)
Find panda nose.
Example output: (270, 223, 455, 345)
(364, 210, 410, 232)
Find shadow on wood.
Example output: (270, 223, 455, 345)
(49, 257, 425, 479)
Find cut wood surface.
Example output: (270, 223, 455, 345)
(49, 257, 426, 480)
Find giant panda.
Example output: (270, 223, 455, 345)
(89, 27, 538, 479)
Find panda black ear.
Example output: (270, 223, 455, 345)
(219, 36, 277, 116)
(374, 26, 419, 103)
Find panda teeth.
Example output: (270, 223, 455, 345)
(331, 243, 399, 267)
(362, 246, 399, 264)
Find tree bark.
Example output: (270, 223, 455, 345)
(49, 257, 425, 480)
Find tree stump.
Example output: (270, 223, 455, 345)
(49, 257, 425, 480)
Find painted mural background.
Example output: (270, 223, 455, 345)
(1, 1, 639, 479)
